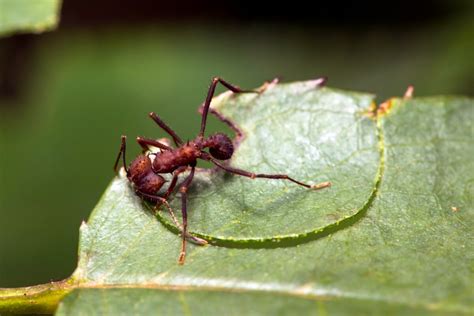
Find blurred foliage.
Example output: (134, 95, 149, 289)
(0, 11, 473, 288)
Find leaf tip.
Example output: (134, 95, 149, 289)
(377, 99, 394, 117)
(404, 85, 415, 99)
(118, 167, 127, 178)
(377, 85, 414, 117)
(256, 77, 280, 93)
(309, 76, 328, 88)
(79, 220, 88, 230)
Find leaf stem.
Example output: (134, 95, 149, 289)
(0, 278, 76, 314)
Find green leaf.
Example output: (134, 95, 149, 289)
(0, 0, 61, 36)
(1, 81, 472, 315)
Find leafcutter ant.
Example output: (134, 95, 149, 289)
(113, 77, 331, 264)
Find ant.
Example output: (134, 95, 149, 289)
(113, 77, 331, 264)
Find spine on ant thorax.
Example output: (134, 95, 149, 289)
(153, 144, 200, 173)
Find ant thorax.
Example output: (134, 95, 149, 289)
(146, 137, 176, 174)
(147, 137, 173, 163)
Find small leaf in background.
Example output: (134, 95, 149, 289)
(0, 0, 61, 36)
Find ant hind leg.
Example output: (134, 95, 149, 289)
(177, 166, 196, 265)
(209, 156, 331, 190)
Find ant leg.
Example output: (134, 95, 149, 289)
(199, 77, 256, 137)
(209, 157, 331, 190)
(163, 166, 188, 200)
(200, 79, 282, 140)
(136, 190, 206, 245)
(149, 112, 183, 146)
(137, 136, 173, 152)
(113, 135, 128, 174)
(153, 166, 188, 209)
(178, 166, 196, 265)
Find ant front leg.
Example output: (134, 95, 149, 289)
(178, 166, 196, 265)
(199, 77, 256, 137)
(208, 156, 331, 190)
(136, 136, 173, 152)
(113, 135, 129, 174)
(136, 190, 207, 245)
(163, 166, 188, 200)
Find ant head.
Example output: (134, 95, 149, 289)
(128, 155, 166, 194)
(205, 133, 234, 160)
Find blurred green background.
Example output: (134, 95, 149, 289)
(1, 1, 473, 287)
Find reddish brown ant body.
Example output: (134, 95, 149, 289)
(114, 77, 331, 264)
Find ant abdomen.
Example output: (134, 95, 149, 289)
(205, 133, 234, 160)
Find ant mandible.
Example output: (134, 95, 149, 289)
(113, 77, 331, 265)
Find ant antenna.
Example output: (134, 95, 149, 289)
(113, 135, 129, 174)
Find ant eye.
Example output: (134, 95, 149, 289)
(208, 133, 234, 160)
